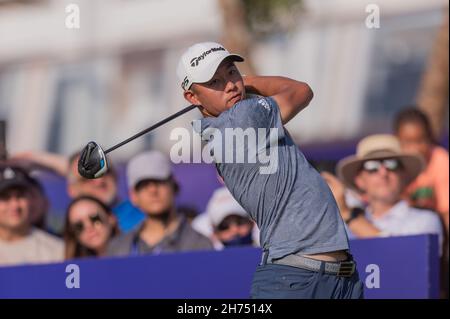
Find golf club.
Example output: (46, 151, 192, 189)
(78, 104, 197, 179)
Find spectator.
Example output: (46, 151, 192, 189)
(0, 165, 64, 266)
(322, 134, 443, 252)
(107, 151, 213, 256)
(192, 187, 259, 249)
(67, 152, 120, 207)
(395, 108, 449, 299)
(394, 107, 449, 232)
(63, 196, 119, 259)
(1, 160, 50, 232)
(11, 150, 144, 233)
(68, 151, 146, 233)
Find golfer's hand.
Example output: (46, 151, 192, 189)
(321, 172, 350, 220)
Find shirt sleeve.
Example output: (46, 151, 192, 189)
(226, 96, 286, 152)
(229, 96, 284, 132)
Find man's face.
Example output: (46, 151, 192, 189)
(130, 179, 175, 216)
(67, 157, 118, 206)
(0, 187, 31, 232)
(355, 159, 405, 205)
(184, 59, 245, 117)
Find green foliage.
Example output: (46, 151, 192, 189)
(241, 0, 303, 37)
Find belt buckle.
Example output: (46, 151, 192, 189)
(336, 261, 355, 278)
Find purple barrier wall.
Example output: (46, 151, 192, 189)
(0, 235, 439, 299)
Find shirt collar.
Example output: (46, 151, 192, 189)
(365, 200, 409, 221)
(133, 215, 186, 249)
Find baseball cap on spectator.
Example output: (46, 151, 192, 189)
(0, 165, 33, 194)
(206, 187, 248, 227)
(177, 42, 244, 91)
(126, 151, 173, 190)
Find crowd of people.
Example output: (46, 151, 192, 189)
(0, 147, 259, 264)
(0, 107, 448, 295)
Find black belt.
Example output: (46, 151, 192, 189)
(267, 253, 356, 278)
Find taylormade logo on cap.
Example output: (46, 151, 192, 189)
(177, 42, 244, 91)
(189, 46, 226, 67)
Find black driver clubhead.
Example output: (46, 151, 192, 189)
(78, 141, 109, 179)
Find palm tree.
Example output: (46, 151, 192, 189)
(416, 10, 449, 139)
(217, 0, 303, 76)
(217, 0, 255, 75)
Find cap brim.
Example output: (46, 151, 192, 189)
(337, 153, 425, 192)
(132, 175, 172, 190)
(191, 54, 244, 84)
(0, 180, 31, 194)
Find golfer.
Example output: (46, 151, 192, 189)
(177, 42, 364, 299)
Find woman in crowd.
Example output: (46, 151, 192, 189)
(394, 107, 449, 232)
(395, 107, 449, 298)
(63, 196, 119, 259)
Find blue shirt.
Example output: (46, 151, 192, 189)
(112, 200, 146, 233)
(193, 96, 349, 261)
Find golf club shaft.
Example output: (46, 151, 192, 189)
(104, 104, 197, 154)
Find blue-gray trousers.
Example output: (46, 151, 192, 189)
(250, 261, 364, 299)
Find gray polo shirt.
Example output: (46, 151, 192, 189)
(193, 95, 349, 261)
(106, 216, 213, 256)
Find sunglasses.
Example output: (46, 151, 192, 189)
(71, 212, 105, 235)
(361, 159, 402, 173)
(216, 216, 250, 232)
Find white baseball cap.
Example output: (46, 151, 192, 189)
(176, 42, 244, 91)
(206, 187, 249, 227)
(127, 151, 172, 189)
